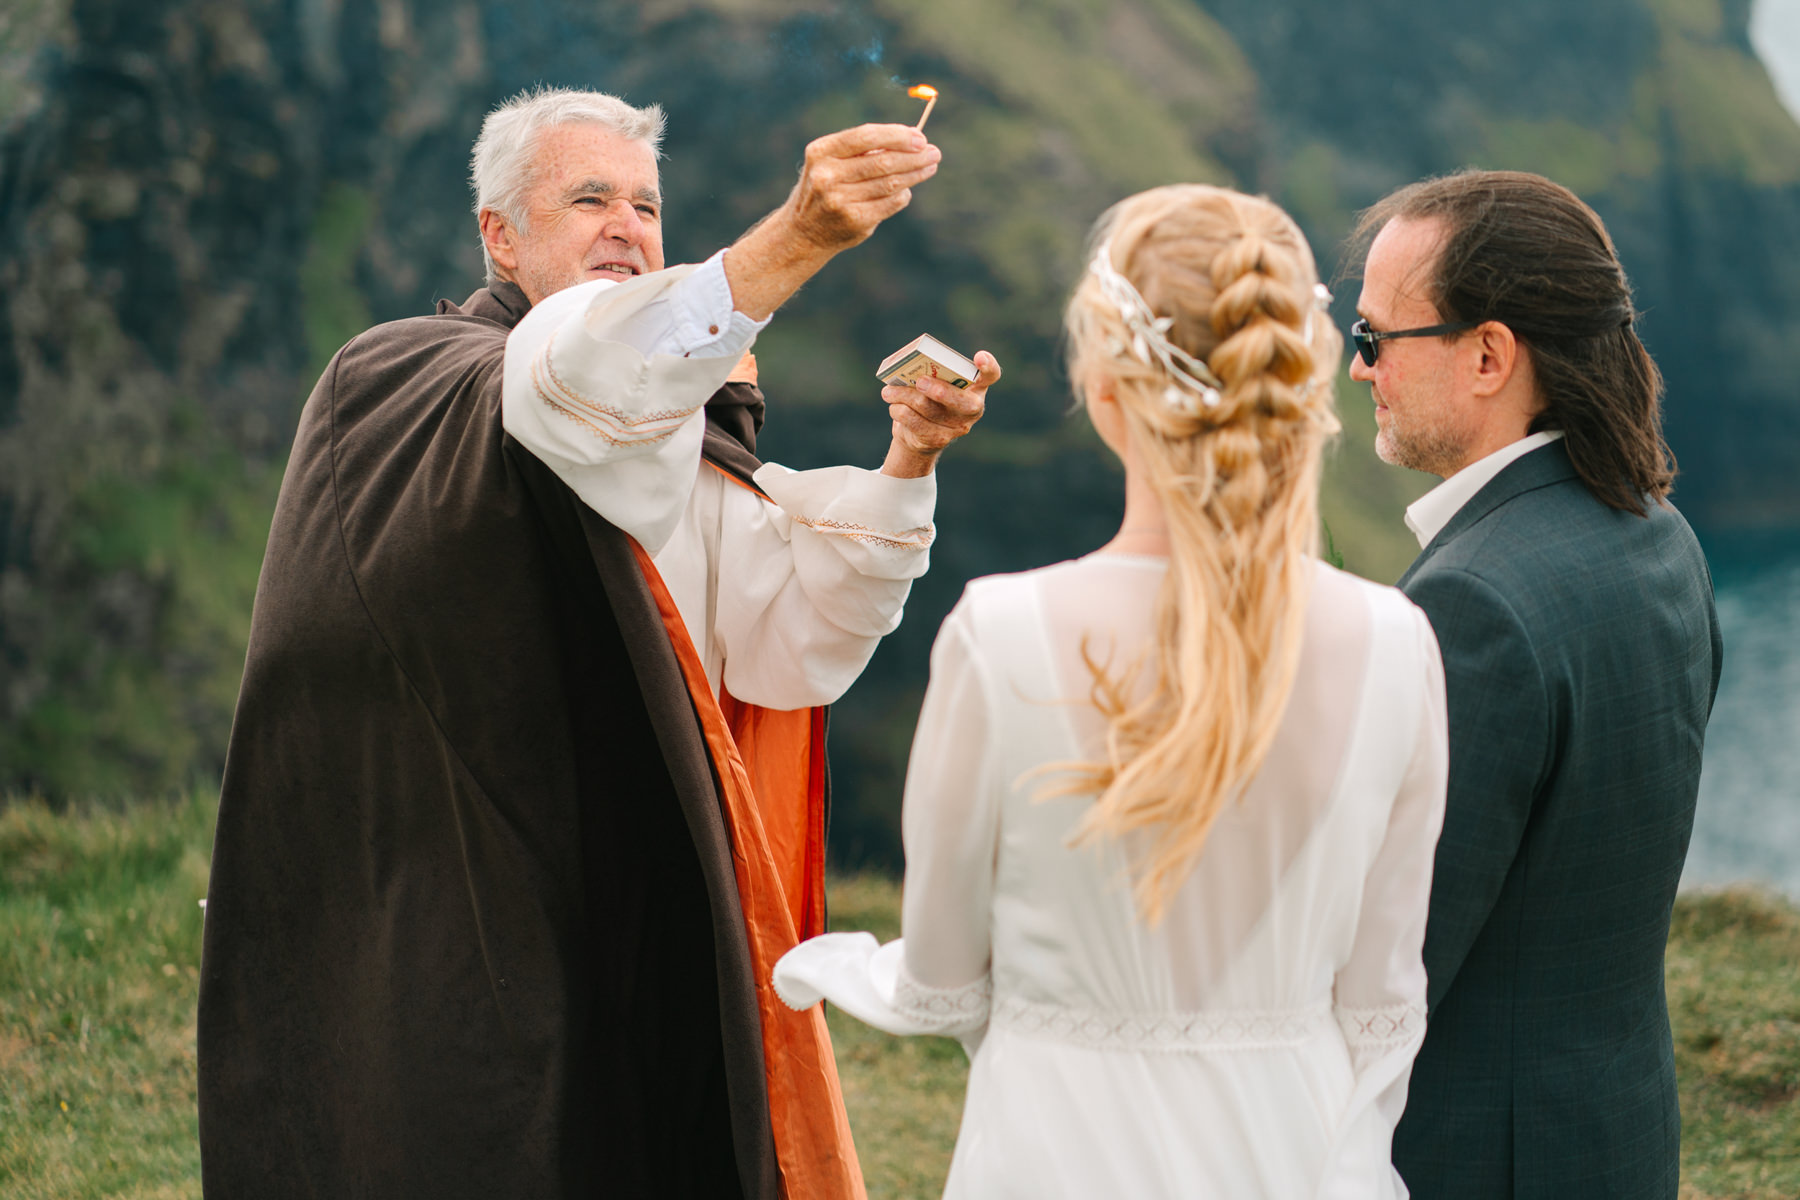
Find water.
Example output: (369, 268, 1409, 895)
(1753, 0, 1800, 123)
(1682, 542, 1800, 896)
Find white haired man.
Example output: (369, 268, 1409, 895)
(197, 87, 997, 1200)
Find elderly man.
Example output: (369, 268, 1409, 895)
(1348, 170, 1721, 1199)
(198, 88, 995, 1200)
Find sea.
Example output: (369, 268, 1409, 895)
(1682, 539, 1800, 896)
(1681, 2, 1800, 897)
(1753, 0, 1800, 123)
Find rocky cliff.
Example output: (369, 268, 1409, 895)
(2, 0, 1795, 863)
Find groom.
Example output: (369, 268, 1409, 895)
(1348, 170, 1721, 1198)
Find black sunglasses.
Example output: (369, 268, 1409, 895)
(1350, 318, 1480, 367)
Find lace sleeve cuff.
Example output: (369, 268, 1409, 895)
(771, 932, 990, 1043)
(892, 959, 992, 1034)
(1334, 1000, 1426, 1072)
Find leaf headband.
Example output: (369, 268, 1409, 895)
(1088, 237, 1333, 417)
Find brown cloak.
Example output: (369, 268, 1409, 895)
(197, 282, 792, 1199)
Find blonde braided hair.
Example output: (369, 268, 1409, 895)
(1058, 184, 1342, 925)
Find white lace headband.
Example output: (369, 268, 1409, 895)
(1088, 237, 1333, 417)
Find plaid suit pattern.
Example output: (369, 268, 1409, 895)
(1391, 441, 1722, 1200)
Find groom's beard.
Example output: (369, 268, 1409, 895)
(1375, 391, 1471, 479)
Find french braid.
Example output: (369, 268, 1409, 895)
(1055, 185, 1341, 924)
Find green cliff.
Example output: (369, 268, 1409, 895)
(1, 0, 1795, 864)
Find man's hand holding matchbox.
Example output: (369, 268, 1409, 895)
(715, 87, 996, 479)
(880, 337, 999, 479)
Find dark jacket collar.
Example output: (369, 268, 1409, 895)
(436, 280, 532, 329)
(1399, 439, 1581, 586)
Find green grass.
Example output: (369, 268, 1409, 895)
(826, 877, 971, 1198)
(0, 794, 212, 1200)
(1669, 887, 1800, 1199)
(3, 798, 1796, 1198)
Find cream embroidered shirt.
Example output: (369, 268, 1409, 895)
(1404, 430, 1566, 549)
(502, 250, 936, 708)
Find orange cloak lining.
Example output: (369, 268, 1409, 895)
(628, 537, 864, 1200)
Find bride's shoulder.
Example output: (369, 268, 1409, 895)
(1309, 562, 1440, 680)
(937, 559, 1089, 651)
(954, 558, 1083, 605)
(1310, 560, 1434, 639)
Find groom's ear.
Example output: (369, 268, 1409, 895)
(1469, 320, 1521, 398)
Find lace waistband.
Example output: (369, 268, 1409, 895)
(991, 995, 1335, 1053)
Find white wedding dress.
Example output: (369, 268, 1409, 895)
(775, 553, 1448, 1199)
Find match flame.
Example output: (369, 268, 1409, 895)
(907, 84, 938, 99)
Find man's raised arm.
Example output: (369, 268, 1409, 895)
(724, 124, 940, 320)
(501, 123, 945, 553)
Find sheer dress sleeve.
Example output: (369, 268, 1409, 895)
(1319, 602, 1450, 1199)
(773, 596, 998, 1053)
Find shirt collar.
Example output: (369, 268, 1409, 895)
(1404, 430, 1566, 549)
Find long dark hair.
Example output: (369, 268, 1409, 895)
(1352, 170, 1673, 514)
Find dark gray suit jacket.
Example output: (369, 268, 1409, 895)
(1390, 441, 1721, 1199)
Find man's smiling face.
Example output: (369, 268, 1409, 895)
(503, 122, 664, 305)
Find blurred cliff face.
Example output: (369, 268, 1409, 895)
(1, 0, 1796, 856)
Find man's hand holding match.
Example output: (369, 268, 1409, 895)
(723, 124, 940, 321)
(880, 352, 1000, 479)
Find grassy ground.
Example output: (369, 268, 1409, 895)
(824, 877, 970, 1198)
(1669, 887, 1800, 1199)
(0, 793, 211, 1200)
(1, 798, 1796, 1199)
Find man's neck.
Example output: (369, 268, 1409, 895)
(1443, 419, 1539, 480)
(1406, 430, 1565, 549)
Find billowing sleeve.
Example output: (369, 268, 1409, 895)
(712, 463, 936, 710)
(1319, 603, 1449, 1200)
(773, 598, 997, 1054)
(501, 251, 768, 554)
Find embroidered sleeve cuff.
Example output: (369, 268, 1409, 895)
(667, 249, 770, 359)
(1334, 999, 1427, 1071)
(891, 957, 992, 1034)
(753, 463, 938, 557)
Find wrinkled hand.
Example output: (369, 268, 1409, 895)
(785, 124, 942, 254)
(726, 125, 942, 322)
(881, 352, 1000, 478)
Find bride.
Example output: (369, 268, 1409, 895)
(775, 184, 1448, 1198)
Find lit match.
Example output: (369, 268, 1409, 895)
(908, 84, 938, 131)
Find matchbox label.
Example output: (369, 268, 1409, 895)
(878, 351, 972, 389)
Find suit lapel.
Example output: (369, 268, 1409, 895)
(1398, 440, 1582, 587)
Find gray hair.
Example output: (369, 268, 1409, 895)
(469, 86, 667, 282)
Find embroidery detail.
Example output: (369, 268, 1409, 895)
(532, 330, 697, 445)
(893, 965, 991, 1033)
(790, 515, 935, 551)
(993, 996, 1333, 1052)
(1334, 1001, 1425, 1050)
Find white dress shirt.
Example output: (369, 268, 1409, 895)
(501, 249, 936, 709)
(1404, 431, 1566, 549)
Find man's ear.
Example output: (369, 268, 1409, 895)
(1470, 320, 1519, 399)
(479, 209, 519, 274)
